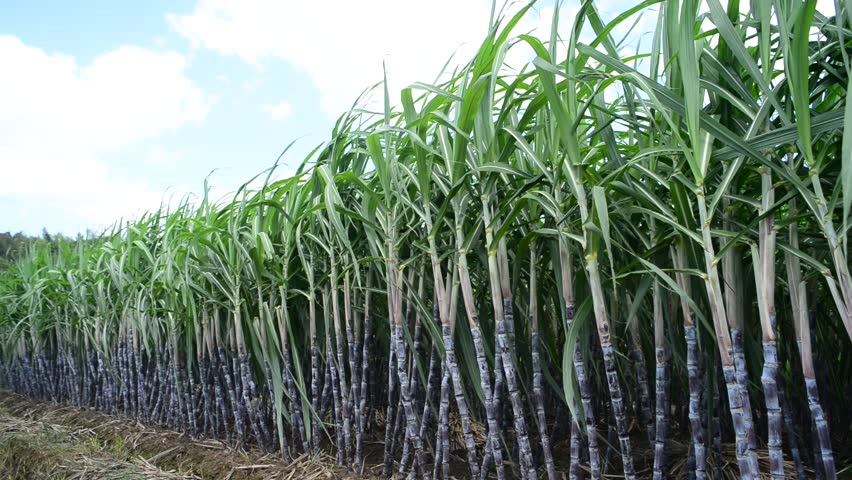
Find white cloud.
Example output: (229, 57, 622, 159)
(241, 77, 263, 94)
(817, 0, 836, 15)
(144, 144, 184, 166)
(261, 100, 293, 121)
(0, 36, 212, 232)
(168, 0, 499, 115)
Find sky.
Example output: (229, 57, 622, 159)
(0, 0, 835, 236)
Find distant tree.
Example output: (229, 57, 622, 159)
(0, 230, 57, 264)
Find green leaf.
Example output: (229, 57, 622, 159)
(842, 75, 852, 238)
(790, 0, 818, 164)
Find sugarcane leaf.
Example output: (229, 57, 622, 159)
(592, 185, 614, 269)
(842, 75, 852, 240)
(713, 110, 845, 161)
(625, 276, 652, 334)
(633, 257, 706, 325)
(778, 225, 829, 266)
(504, 126, 554, 182)
(625, 206, 703, 245)
(790, 0, 818, 165)
(705, 0, 787, 120)
(677, 0, 703, 180)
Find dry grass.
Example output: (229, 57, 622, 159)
(0, 390, 376, 480)
(0, 405, 197, 479)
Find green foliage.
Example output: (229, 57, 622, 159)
(1, 0, 851, 472)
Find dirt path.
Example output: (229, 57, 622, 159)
(0, 391, 376, 479)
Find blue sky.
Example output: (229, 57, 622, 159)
(10, 0, 832, 236)
(1, 0, 336, 235)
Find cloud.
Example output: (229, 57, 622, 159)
(0, 36, 212, 233)
(817, 0, 836, 15)
(144, 145, 184, 166)
(167, 0, 499, 115)
(242, 77, 263, 94)
(261, 100, 293, 121)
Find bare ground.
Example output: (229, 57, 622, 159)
(0, 390, 381, 480)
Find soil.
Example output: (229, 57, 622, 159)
(0, 390, 381, 479)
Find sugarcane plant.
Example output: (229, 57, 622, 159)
(1, 1, 851, 479)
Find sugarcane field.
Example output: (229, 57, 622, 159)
(0, 0, 850, 478)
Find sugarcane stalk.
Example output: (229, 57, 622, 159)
(404, 338, 441, 476)
(168, 324, 188, 432)
(326, 256, 352, 464)
(199, 356, 213, 436)
(213, 347, 230, 443)
(784, 201, 837, 479)
(652, 280, 669, 480)
(217, 335, 243, 446)
(347, 275, 365, 469)
(435, 364, 451, 480)
(528, 242, 556, 480)
(453, 221, 505, 480)
(277, 294, 309, 454)
(711, 355, 724, 477)
(387, 262, 425, 478)
(586, 253, 636, 479)
(320, 348, 333, 419)
(603, 410, 617, 474)
(151, 350, 165, 423)
(730, 328, 759, 459)
(778, 382, 807, 480)
(327, 332, 345, 466)
(128, 330, 137, 418)
(793, 285, 837, 479)
(201, 308, 220, 438)
(223, 314, 245, 445)
(343, 273, 360, 464)
(752, 168, 785, 479)
(629, 313, 654, 447)
(382, 333, 398, 477)
(119, 333, 129, 416)
(696, 190, 757, 479)
(422, 198, 479, 478)
(309, 288, 322, 452)
(356, 278, 372, 467)
(133, 327, 146, 422)
(399, 272, 424, 475)
(722, 242, 761, 471)
(445, 321, 481, 479)
(186, 354, 199, 437)
(168, 351, 179, 428)
(417, 328, 440, 453)
(390, 392, 405, 465)
(481, 202, 536, 480)
(673, 244, 707, 480)
(559, 242, 601, 480)
(199, 318, 213, 434)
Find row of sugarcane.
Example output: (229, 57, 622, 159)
(1, 0, 852, 479)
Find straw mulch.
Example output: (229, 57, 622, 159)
(0, 390, 373, 479)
